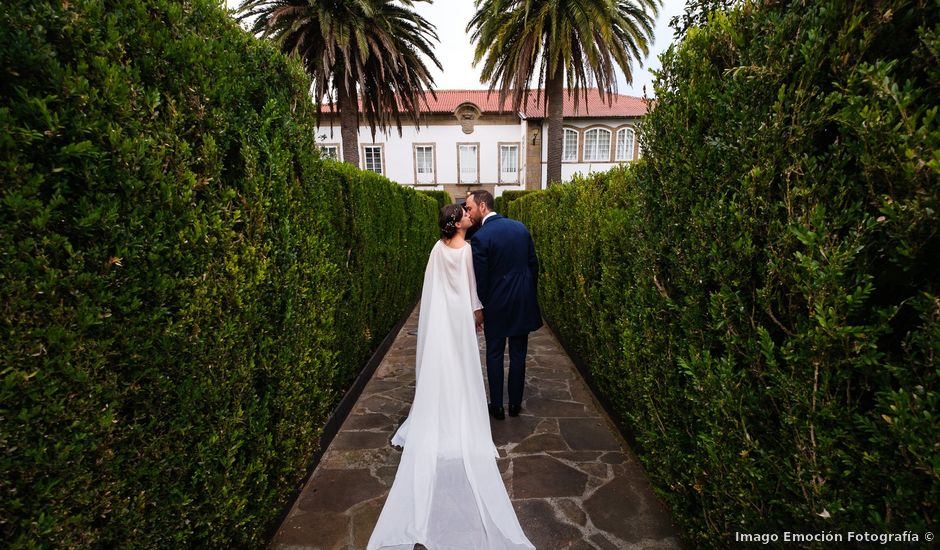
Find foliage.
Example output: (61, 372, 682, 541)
(467, 0, 659, 106)
(494, 189, 538, 214)
(0, 1, 435, 547)
(237, 0, 441, 164)
(326, 161, 438, 389)
(418, 189, 453, 210)
(508, 0, 939, 545)
(669, 0, 738, 39)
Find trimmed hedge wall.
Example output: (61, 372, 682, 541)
(0, 1, 435, 547)
(418, 189, 453, 209)
(321, 160, 437, 391)
(508, 0, 938, 545)
(494, 189, 538, 214)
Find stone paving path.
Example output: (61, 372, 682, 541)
(271, 305, 681, 549)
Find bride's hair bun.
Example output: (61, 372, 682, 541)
(438, 204, 463, 239)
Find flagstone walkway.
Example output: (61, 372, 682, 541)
(270, 305, 681, 549)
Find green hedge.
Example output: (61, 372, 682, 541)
(0, 1, 435, 547)
(509, 0, 938, 545)
(418, 189, 453, 209)
(494, 189, 538, 214)
(328, 161, 438, 388)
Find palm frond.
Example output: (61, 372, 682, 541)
(469, 0, 659, 109)
(235, 0, 441, 140)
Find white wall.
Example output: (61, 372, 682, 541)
(319, 114, 640, 192)
(317, 121, 528, 190)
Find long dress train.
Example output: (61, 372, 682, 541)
(367, 240, 534, 550)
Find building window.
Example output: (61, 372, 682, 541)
(416, 146, 433, 174)
(363, 145, 383, 175)
(320, 144, 339, 160)
(584, 128, 611, 161)
(499, 143, 519, 183)
(414, 144, 435, 184)
(458, 143, 478, 183)
(615, 127, 635, 161)
(563, 128, 579, 162)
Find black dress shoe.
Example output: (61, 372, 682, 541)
(488, 404, 505, 420)
(508, 404, 521, 417)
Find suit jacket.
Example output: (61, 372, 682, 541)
(470, 214, 543, 338)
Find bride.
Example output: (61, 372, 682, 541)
(368, 204, 534, 550)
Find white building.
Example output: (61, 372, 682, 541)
(318, 89, 648, 197)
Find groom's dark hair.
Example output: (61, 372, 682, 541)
(468, 190, 494, 210)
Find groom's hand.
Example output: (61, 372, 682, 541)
(474, 310, 484, 331)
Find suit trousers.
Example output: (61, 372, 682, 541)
(485, 333, 528, 407)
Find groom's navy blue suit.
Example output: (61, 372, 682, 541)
(470, 214, 542, 409)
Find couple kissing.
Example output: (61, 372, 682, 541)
(368, 189, 541, 550)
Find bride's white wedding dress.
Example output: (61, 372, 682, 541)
(368, 240, 534, 550)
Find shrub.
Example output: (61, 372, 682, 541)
(509, 0, 938, 545)
(494, 189, 538, 214)
(417, 189, 453, 209)
(328, 161, 438, 388)
(0, 1, 435, 547)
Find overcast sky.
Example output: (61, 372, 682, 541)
(225, 0, 686, 98)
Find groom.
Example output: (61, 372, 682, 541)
(465, 190, 542, 420)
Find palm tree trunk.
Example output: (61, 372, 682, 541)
(545, 68, 564, 186)
(337, 78, 360, 166)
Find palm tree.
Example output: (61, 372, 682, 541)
(468, 0, 659, 186)
(238, 0, 441, 166)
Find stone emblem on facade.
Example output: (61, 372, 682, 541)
(454, 103, 481, 134)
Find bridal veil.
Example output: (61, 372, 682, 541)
(367, 241, 534, 550)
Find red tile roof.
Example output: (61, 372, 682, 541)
(419, 89, 648, 118)
(322, 89, 648, 118)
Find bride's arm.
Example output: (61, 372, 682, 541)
(465, 246, 483, 312)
